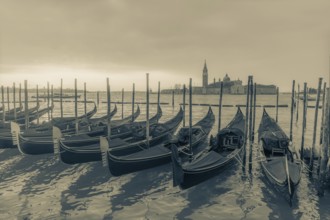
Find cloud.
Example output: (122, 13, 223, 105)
(0, 0, 329, 91)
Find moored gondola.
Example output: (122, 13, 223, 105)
(12, 105, 137, 154)
(258, 108, 302, 206)
(171, 107, 245, 189)
(58, 106, 182, 164)
(104, 106, 215, 176)
(0, 104, 54, 148)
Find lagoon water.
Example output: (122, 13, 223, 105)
(1, 92, 330, 220)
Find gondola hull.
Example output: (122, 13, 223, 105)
(108, 149, 171, 176)
(174, 147, 243, 189)
(0, 132, 14, 148)
(106, 107, 215, 176)
(59, 145, 101, 164)
(18, 136, 54, 155)
(258, 109, 302, 205)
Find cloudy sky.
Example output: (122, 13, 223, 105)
(0, 0, 329, 91)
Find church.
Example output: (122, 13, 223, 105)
(161, 61, 277, 95)
(191, 61, 276, 95)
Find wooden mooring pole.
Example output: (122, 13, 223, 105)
(51, 84, 54, 119)
(157, 82, 160, 107)
(96, 91, 100, 106)
(146, 74, 150, 148)
(74, 79, 78, 134)
(243, 76, 251, 170)
(289, 80, 295, 141)
(182, 84, 186, 127)
(172, 90, 175, 109)
(60, 79, 63, 118)
(309, 77, 323, 172)
(317, 82, 327, 175)
(189, 78, 193, 160)
(249, 76, 254, 171)
(1, 86, 5, 121)
(318, 87, 329, 196)
(276, 87, 279, 123)
(107, 78, 111, 140)
(132, 83, 135, 122)
(13, 83, 16, 121)
(36, 85, 39, 124)
(6, 87, 9, 113)
(19, 83, 22, 109)
(319, 82, 327, 145)
(122, 88, 124, 119)
(252, 83, 257, 143)
(296, 84, 300, 122)
(47, 82, 50, 121)
(84, 82, 87, 115)
(24, 80, 29, 130)
(218, 80, 223, 132)
(300, 83, 308, 160)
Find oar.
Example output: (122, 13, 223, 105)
(285, 156, 293, 206)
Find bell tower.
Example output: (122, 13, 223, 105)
(202, 60, 208, 88)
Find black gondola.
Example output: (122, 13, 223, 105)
(0, 104, 54, 148)
(58, 106, 182, 164)
(31, 93, 81, 99)
(104, 106, 215, 176)
(171, 107, 245, 189)
(13, 105, 137, 154)
(1, 103, 40, 122)
(258, 109, 302, 206)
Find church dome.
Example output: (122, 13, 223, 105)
(223, 73, 230, 82)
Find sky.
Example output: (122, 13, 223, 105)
(0, 0, 330, 91)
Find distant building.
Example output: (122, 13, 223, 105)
(161, 61, 277, 94)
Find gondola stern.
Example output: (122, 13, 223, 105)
(100, 136, 110, 167)
(52, 126, 63, 159)
(170, 144, 184, 187)
(10, 121, 20, 148)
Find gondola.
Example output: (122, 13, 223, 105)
(1, 103, 40, 122)
(298, 95, 316, 101)
(57, 106, 182, 164)
(31, 93, 81, 99)
(104, 106, 215, 176)
(12, 105, 137, 155)
(171, 107, 245, 189)
(258, 109, 302, 206)
(0, 104, 54, 148)
(44, 102, 98, 130)
(0, 105, 23, 115)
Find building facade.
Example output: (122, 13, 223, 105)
(161, 61, 277, 94)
